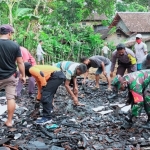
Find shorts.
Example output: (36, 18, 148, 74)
(95, 62, 111, 77)
(0, 75, 18, 100)
(37, 55, 44, 62)
(137, 63, 142, 71)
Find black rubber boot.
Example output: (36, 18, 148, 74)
(125, 115, 133, 123)
(34, 102, 40, 109)
(121, 114, 133, 129)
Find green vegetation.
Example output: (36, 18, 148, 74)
(0, 0, 148, 62)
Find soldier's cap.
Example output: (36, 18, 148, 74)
(112, 75, 122, 90)
(116, 43, 125, 51)
(136, 34, 142, 38)
(0, 24, 14, 34)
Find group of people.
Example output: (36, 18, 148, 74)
(0, 24, 150, 128)
(111, 35, 150, 129)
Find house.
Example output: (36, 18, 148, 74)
(100, 12, 150, 48)
(81, 13, 108, 32)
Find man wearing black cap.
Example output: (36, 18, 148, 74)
(0, 24, 26, 127)
(110, 43, 137, 78)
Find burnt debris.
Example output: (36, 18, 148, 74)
(0, 79, 150, 150)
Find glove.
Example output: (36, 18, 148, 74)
(35, 102, 40, 109)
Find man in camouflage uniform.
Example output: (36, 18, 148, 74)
(112, 70, 150, 128)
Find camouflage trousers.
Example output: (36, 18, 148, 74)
(132, 84, 150, 117)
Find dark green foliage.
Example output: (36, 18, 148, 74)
(116, 1, 148, 12)
(0, 0, 116, 63)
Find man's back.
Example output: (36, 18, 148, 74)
(0, 39, 21, 79)
(55, 61, 79, 80)
(20, 46, 36, 65)
(89, 55, 110, 68)
(29, 65, 59, 83)
(124, 70, 150, 92)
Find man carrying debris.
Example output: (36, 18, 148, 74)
(55, 61, 87, 105)
(141, 53, 150, 69)
(24, 62, 66, 125)
(110, 43, 137, 77)
(112, 70, 150, 128)
(80, 55, 112, 90)
(134, 34, 147, 70)
(0, 24, 26, 127)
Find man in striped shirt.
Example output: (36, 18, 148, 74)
(55, 61, 87, 105)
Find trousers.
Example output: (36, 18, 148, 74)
(41, 71, 66, 118)
(132, 84, 150, 117)
(16, 76, 35, 96)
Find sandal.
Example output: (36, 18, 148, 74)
(107, 87, 112, 91)
(92, 86, 99, 90)
(3, 123, 13, 128)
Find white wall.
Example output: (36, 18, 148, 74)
(106, 33, 127, 45)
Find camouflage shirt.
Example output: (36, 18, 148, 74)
(123, 70, 150, 94)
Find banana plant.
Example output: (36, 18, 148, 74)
(0, 0, 22, 25)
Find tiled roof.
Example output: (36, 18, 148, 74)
(110, 12, 150, 32)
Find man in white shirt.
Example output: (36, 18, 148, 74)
(134, 34, 147, 70)
(102, 43, 110, 58)
(36, 40, 46, 65)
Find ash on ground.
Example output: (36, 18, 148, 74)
(0, 79, 150, 150)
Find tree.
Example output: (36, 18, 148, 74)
(50, 0, 116, 25)
(122, 0, 149, 8)
(0, 0, 116, 62)
(0, 0, 22, 25)
(116, 1, 148, 12)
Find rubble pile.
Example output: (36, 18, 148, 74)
(0, 79, 150, 150)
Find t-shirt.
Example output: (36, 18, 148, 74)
(102, 46, 109, 54)
(29, 65, 60, 100)
(87, 55, 110, 69)
(36, 44, 46, 55)
(20, 46, 36, 66)
(134, 42, 147, 63)
(111, 48, 136, 72)
(55, 61, 79, 80)
(0, 39, 22, 79)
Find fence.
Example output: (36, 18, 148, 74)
(35, 51, 113, 65)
